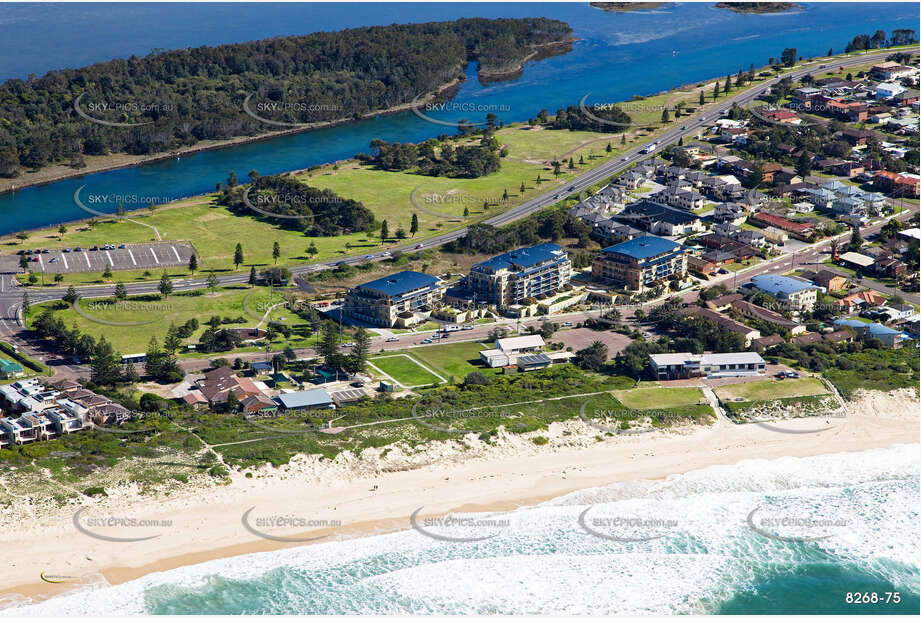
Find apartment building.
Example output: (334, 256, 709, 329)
(466, 243, 571, 309)
(592, 236, 686, 292)
(748, 274, 819, 312)
(344, 270, 445, 327)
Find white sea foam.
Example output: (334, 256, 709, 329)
(5, 445, 918, 615)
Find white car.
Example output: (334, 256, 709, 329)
(386, 336, 399, 342)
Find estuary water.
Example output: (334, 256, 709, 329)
(0, 2, 917, 236)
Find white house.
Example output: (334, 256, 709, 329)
(876, 82, 907, 100)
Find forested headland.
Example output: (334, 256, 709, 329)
(0, 17, 572, 178)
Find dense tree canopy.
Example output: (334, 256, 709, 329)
(0, 17, 572, 177)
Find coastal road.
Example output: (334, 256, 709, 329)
(0, 50, 906, 366)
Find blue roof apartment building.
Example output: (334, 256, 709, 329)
(466, 243, 571, 309)
(748, 274, 818, 312)
(343, 270, 444, 327)
(592, 236, 687, 292)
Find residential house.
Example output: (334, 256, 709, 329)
(616, 200, 704, 236)
(833, 319, 909, 348)
(833, 289, 886, 314)
(730, 299, 807, 335)
(751, 334, 785, 353)
(812, 270, 848, 293)
(681, 305, 761, 347)
(750, 212, 814, 241)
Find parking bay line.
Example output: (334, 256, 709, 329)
(171, 245, 182, 263)
(127, 249, 137, 266)
(61, 253, 68, 269)
(149, 247, 160, 265)
(106, 251, 114, 267)
(83, 252, 91, 268)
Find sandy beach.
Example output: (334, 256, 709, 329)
(0, 387, 917, 608)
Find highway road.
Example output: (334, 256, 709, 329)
(0, 49, 910, 373)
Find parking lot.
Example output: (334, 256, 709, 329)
(16, 242, 196, 274)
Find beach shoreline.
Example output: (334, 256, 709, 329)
(0, 388, 916, 610)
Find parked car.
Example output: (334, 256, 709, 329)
(63, 248, 72, 253)
(461, 325, 474, 330)
(49, 257, 58, 263)
(562, 321, 573, 327)
(119, 244, 127, 248)
(421, 338, 433, 344)
(386, 336, 399, 342)
(74, 247, 83, 252)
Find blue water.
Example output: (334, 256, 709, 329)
(0, 2, 917, 236)
(5, 444, 918, 615)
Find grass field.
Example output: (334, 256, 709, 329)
(27, 286, 313, 355)
(405, 340, 495, 381)
(714, 377, 830, 401)
(612, 387, 705, 409)
(368, 354, 445, 387)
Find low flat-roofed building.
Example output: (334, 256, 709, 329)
(649, 352, 766, 380)
(517, 353, 553, 372)
(837, 251, 875, 270)
(276, 389, 335, 411)
(0, 359, 24, 379)
(480, 349, 511, 368)
(496, 335, 545, 354)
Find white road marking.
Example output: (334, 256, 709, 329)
(127, 249, 137, 266)
(106, 251, 114, 266)
(37, 255, 44, 271)
(150, 247, 160, 265)
(84, 252, 91, 268)
(171, 245, 182, 262)
(61, 254, 68, 269)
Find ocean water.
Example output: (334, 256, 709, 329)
(1, 2, 918, 235)
(5, 444, 918, 615)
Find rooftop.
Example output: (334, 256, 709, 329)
(751, 274, 817, 296)
(602, 235, 683, 260)
(496, 334, 546, 353)
(357, 271, 441, 297)
(473, 243, 568, 272)
(277, 389, 333, 409)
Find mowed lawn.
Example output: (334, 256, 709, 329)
(406, 340, 494, 381)
(29, 286, 310, 355)
(613, 387, 705, 409)
(714, 378, 830, 401)
(368, 354, 444, 387)
(7, 197, 376, 274)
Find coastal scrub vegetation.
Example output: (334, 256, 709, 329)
(0, 17, 572, 177)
